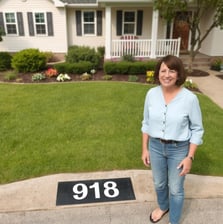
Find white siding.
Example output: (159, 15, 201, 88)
(200, 27, 223, 56)
(0, 0, 68, 53)
(198, 10, 223, 56)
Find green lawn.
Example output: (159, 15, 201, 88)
(0, 82, 222, 184)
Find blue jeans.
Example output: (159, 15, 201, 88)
(149, 138, 189, 224)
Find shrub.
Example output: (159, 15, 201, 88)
(210, 58, 222, 71)
(183, 78, 198, 90)
(0, 52, 12, 71)
(56, 73, 71, 82)
(54, 61, 94, 74)
(80, 72, 92, 81)
(128, 75, 139, 82)
(45, 68, 58, 77)
(32, 73, 46, 82)
(146, 71, 155, 83)
(122, 54, 135, 62)
(102, 74, 113, 80)
(97, 46, 105, 58)
(66, 45, 100, 68)
(43, 51, 54, 62)
(11, 49, 47, 72)
(3, 70, 17, 81)
(104, 60, 157, 75)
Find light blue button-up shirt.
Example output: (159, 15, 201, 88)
(141, 86, 204, 145)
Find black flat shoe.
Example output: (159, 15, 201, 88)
(149, 209, 169, 223)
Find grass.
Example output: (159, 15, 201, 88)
(0, 82, 222, 184)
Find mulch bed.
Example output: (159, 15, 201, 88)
(0, 69, 209, 84)
(187, 69, 210, 77)
(216, 74, 223, 80)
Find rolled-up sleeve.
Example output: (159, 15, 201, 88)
(188, 96, 204, 145)
(141, 92, 150, 135)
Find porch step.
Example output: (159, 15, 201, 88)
(180, 53, 211, 70)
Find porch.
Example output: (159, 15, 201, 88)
(110, 37, 181, 59)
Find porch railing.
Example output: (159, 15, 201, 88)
(111, 37, 181, 58)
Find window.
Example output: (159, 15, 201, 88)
(123, 11, 136, 35)
(34, 12, 46, 35)
(83, 11, 95, 35)
(5, 12, 17, 35)
(27, 12, 53, 36)
(76, 10, 102, 36)
(116, 10, 143, 36)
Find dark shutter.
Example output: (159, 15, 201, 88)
(97, 10, 102, 36)
(136, 10, 143, 36)
(0, 12, 5, 34)
(116, 10, 122, 36)
(47, 12, 54, 36)
(27, 12, 34, 36)
(17, 12, 24, 36)
(76, 10, 82, 36)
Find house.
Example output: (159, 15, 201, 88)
(0, 0, 223, 61)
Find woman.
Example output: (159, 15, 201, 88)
(141, 55, 204, 224)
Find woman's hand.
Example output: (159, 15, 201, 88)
(177, 157, 193, 176)
(142, 149, 150, 167)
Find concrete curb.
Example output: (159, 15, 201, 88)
(0, 170, 222, 213)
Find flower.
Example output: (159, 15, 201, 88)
(146, 70, 154, 83)
(90, 69, 96, 75)
(56, 73, 71, 82)
(80, 72, 92, 81)
(45, 68, 58, 77)
(183, 78, 198, 90)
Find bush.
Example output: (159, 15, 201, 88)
(210, 58, 222, 71)
(66, 45, 100, 68)
(80, 72, 92, 81)
(102, 74, 113, 80)
(11, 49, 47, 72)
(128, 75, 139, 82)
(0, 52, 12, 71)
(97, 46, 105, 58)
(122, 54, 135, 62)
(43, 51, 54, 63)
(32, 73, 46, 82)
(54, 61, 94, 74)
(104, 60, 157, 75)
(3, 70, 17, 81)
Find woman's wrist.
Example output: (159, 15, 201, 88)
(187, 156, 194, 161)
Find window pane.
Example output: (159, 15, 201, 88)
(124, 24, 134, 34)
(35, 13, 45, 23)
(84, 12, 94, 22)
(36, 24, 46, 34)
(5, 13, 15, 23)
(124, 12, 135, 22)
(7, 24, 17, 34)
(84, 24, 95, 34)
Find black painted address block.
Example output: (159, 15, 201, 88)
(56, 177, 136, 206)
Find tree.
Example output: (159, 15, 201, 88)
(154, 0, 223, 71)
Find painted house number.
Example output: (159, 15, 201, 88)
(56, 178, 135, 205)
(73, 181, 119, 200)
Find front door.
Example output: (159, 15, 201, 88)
(172, 12, 191, 52)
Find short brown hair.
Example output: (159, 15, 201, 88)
(154, 55, 187, 86)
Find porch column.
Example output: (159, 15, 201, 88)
(105, 6, 112, 59)
(151, 9, 159, 58)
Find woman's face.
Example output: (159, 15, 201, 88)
(159, 62, 178, 88)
